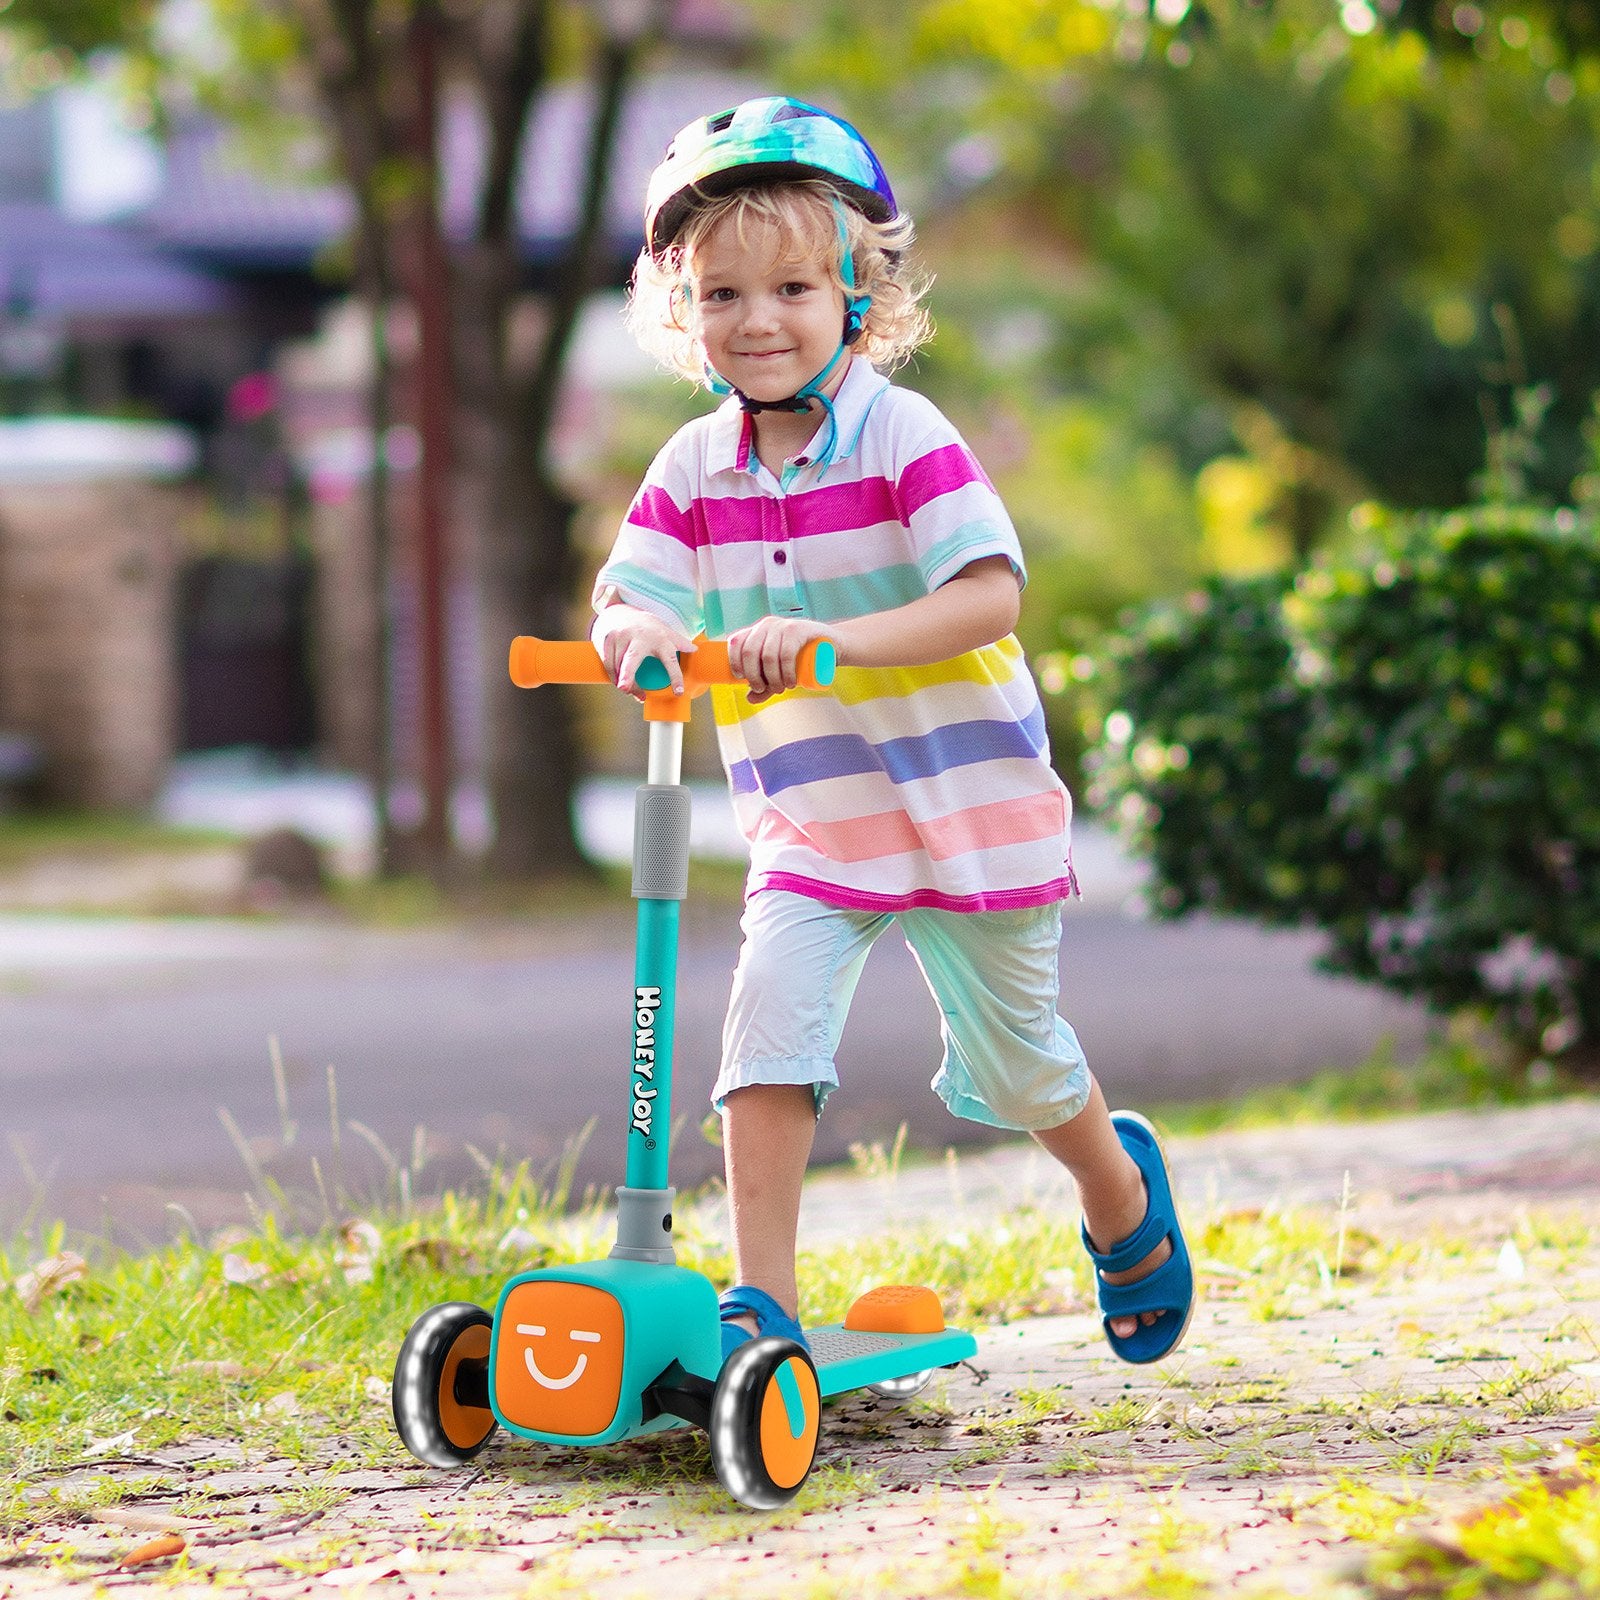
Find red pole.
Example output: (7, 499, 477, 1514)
(409, 0, 453, 874)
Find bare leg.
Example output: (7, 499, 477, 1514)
(721, 1082, 818, 1336)
(1030, 1075, 1171, 1339)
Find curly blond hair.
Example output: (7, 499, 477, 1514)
(625, 179, 934, 386)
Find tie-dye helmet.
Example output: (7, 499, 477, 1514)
(644, 96, 897, 256)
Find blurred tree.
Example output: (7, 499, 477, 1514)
(174, 0, 674, 881)
(1390, 0, 1600, 61)
(892, 216, 1207, 776)
(772, 0, 1600, 553)
(0, 0, 159, 61)
(2, 0, 672, 881)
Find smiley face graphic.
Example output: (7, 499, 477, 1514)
(495, 1281, 625, 1436)
(517, 1321, 600, 1388)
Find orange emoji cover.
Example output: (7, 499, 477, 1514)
(495, 1281, 626, 1438)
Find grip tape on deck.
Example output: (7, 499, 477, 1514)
(632, 785, 691, 900)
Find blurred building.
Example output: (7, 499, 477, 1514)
(0, 419, 196, 809)
(0, 14, 758, 810)
(0, 92, 238, 810)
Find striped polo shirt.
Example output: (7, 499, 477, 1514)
(593, 358, 1076, 913)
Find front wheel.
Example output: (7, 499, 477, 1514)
(709, 1337, 821, 1510)
(392, 1301, 498, 1467)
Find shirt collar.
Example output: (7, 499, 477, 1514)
(704, 357, 891, 479)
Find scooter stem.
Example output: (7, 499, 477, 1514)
(610, 719, 690, 1262)
(647, 722, 683, 786)
(506, 637, 835, 1266)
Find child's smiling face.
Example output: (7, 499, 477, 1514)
(690, 209, 847, 404)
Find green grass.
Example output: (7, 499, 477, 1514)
(1150, 1026, 1581, 1136)
(0, 1147, 1086, 1532)
(4, 1007, 1596, 1592)
(1336, 1443, 1600, 1596)
(327, 865, 625, 927)
(0, 809, 233, 872)
(165, 846, 751, 935)
(4, 1020, 1587, 1527)
(0, 803, 751, 926)
(0, 1198, 1085, 1525)
(5, 1178, 1596, 1597)
(275, 853, 750, 927)
(7, 1152, 1591, 1521)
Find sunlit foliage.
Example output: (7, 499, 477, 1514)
(769, 0, 1600, 544)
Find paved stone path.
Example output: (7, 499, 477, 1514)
(6, 1100, 1598, 1598)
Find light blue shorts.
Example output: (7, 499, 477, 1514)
(715, 890, 1092, 1132)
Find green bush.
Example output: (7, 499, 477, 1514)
(1088, 503, 1600, 1065)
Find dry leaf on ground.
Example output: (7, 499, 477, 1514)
(14, 1251, 89, 1314)
(405, 1238, 483, 1271)
(119, 1534, 187, 1568)
(92, 1509, 206, 1534)
(320, 1547, 427, 1587)
(221, 1254, 269, 1287)
(84, 1429, 136, 1457)
(338, 1220, 382, 1284)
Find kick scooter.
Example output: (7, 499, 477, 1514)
(392, 635, 978, 1509)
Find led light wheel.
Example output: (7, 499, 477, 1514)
(392, 1301, 498, 1467)
(867, 1368, 935, 1402)
(709, 1336, 821, 1510)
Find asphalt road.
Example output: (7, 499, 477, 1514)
(0, 903, 1430, 1246)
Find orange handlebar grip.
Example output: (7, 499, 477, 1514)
(686, 639, 837, 690)
(508, 635, 837, 693)
(508, 637, 608, 688)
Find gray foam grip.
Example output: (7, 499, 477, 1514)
(632, 784, 691, 900)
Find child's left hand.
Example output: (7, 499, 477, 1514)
(727, 617, 837, 704)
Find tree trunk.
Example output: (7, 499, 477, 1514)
(357, 251, 400, 878)
(397, 0, 458, 881)
(482, 469, 592, 881)
(477, 13, 667, 878)
(1283, 478, 1334, 565)
(455, 239, 594, 882)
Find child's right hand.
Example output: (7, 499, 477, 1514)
(594, 605, 695, 701)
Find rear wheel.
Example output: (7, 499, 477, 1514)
(868, 1368, 935, 1402)
(392, 1302, 498, 1467)
(709, 1337, 820, 1510)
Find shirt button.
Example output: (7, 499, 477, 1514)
(773, 549, 787, 565)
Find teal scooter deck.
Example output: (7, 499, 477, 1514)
(804, 1322, 978, 1398)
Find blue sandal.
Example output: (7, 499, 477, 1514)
(1081, 1111, 1194, 1365)
(719, 1285, 809, 1361)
